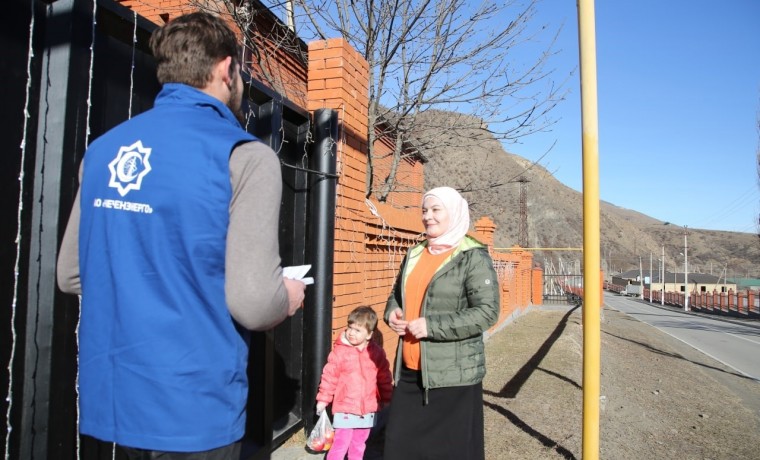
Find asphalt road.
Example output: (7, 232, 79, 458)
(603, 291, 760, 381)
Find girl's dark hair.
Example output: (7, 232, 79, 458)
(348, 306, 378, 333)
(149, 12, 240, 87)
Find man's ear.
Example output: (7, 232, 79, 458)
(227, 57, 238, 81)
(216, 56, 233, 89)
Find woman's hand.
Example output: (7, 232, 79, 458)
(407, 318, 428, 339)
(388, 308, 408, 336)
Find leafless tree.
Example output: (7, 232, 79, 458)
(194, 0, 567, 201)
(292, 0, 566, 200)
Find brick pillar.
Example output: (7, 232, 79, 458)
(532, 267, 543, 305)
(474, 216, 496, 248)
(308, 39, 369, 117)
(307, 39, 370, 331)
(521, 251, 533, 307)
(748, 290, 755, 315)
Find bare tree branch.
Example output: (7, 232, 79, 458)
(197, 0, 568, 202)
(291, 0, 566, 201)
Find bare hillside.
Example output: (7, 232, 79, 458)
(418, 114, 760, 277)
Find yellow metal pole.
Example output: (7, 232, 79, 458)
(577, 0, 601, 459)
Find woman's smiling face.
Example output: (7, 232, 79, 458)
(422, 196, 450, 238)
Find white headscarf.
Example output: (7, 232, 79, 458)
(423, 187, 470, 255)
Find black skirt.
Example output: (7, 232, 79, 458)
(383, 366, 485, 460)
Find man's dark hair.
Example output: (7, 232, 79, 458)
(348, 306, 378, 333)
(149, 12, 240, 87)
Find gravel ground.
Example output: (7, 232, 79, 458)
(274, 305, 760, 459)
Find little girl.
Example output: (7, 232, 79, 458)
(316, 306, 393, 460)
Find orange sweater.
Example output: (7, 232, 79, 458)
(402, 248, 454, 370)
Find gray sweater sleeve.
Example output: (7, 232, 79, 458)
(57, 166, 83, 295)
(56, 142, 291, 330)
(226, 141, 290, 330)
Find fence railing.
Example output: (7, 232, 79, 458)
(604, 282, 760, 317)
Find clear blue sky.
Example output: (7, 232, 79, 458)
(509, 0, 760, 234)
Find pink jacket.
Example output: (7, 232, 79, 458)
(316, 333, 393, 415)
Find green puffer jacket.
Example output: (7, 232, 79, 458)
(384, 236, 500, 394)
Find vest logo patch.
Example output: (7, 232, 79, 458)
(108, 140, 152, 197)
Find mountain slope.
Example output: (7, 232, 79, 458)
(419, 115, 760, 277)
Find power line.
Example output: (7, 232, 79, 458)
(691, 184, 759, 230)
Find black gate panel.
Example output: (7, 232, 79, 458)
(0, 0, 46, 457)
(242, 92, 312, 458)
(2, 1, 337, 458)
(543, 274, 584, 304)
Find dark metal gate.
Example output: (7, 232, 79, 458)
(1, 0, 334, 458)
(543, 274, 584, 305)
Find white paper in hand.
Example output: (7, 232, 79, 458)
(283, 265, 314, 285)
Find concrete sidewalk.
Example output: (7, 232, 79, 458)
(269, 446, 323, 460)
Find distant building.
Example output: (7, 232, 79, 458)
(727, 278, 760, 291)
(614, 269, 736, 295)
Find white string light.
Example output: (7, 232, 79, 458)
(5, 2, 36, 457)
(78, 1, 98, 457)
(128, 9, 136, 119)
(84, 0, 97, 147)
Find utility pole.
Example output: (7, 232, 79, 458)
(684, 225, 689, 311)
(663, 222, 689, 310)
(674, 262, 677, 305)
(517, 176, 529, 248)
(649, 252, 652, 303)
(577, 1, 601, 457)
(661, 246, 665, 306)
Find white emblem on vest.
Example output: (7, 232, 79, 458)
(108, 140, 152, 197)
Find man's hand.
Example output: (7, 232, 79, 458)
(388, 308, 408, 336)
(283, 278, 306, 316)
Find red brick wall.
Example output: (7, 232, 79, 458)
(115, 0, 191, 25)
(475, 217, 539, 326)
(120, 0, 308, 105)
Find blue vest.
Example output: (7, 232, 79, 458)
(78, 84, 257, 451)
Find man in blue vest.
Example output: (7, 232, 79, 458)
(57, 11, 306, 459)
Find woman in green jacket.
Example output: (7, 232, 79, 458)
(383, 186, 500, 460)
